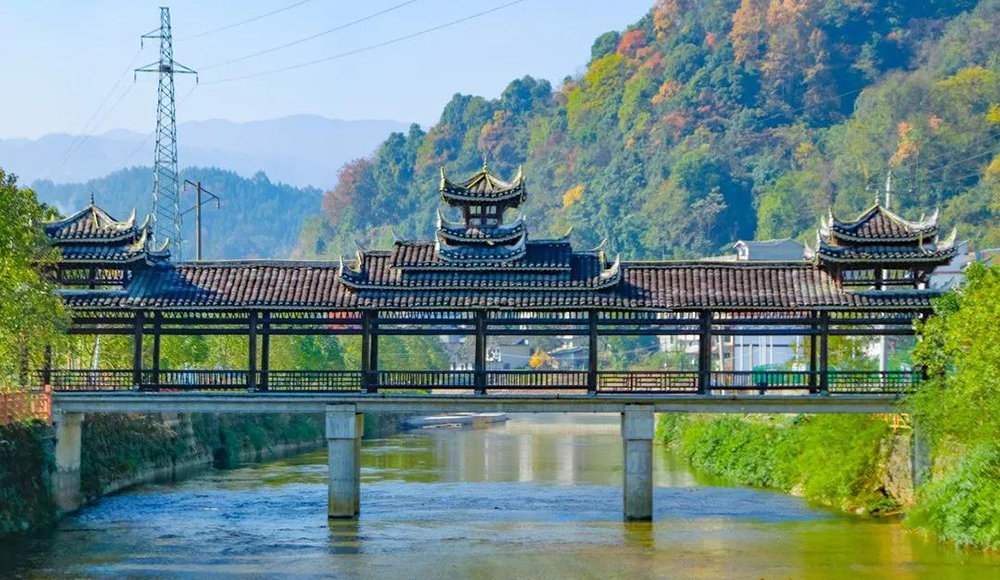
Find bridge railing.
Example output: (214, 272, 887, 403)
(376, 370, 474, 390)
(710, 371, 816, 392)
(488, 370, 588, 389)
(597, 371, 699, 393)
(150, 370, 250, 391)
(38, 368, 921, 395)
(827, 371, 918, 394)
(262, 370, 362, 392)
(43, 369, 134, 391)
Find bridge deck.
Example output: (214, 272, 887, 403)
(52, 392, 906, 415)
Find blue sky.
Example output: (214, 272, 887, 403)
(0, 0, 653, 139)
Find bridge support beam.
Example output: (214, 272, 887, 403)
(622, 405, 654, 521)
(53, 411, 84, 513)
(326, 404, 362, 519)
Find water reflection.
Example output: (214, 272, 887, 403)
(2, 413, 999, 580)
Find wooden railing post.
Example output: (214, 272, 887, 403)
(808, 316, 818, 393)
(248, 311, 258, 392)
(361, 311, 372, 393)
(697, 311, 712, 394)
(368, 311, 379, 393)
(152, 312, 161, 390)
(474, 310, 487, 395)
(588, 311, 598, 394)
(260, 311, 270, 392)
(132, 311, 145, 389)
(819, 311, 830, 395)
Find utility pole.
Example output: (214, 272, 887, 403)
(136, 7, 197, 257)
(183, 180, 221, 261)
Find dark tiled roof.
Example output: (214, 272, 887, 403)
(440, 166, 526, 203)
(389, 240, 572, 271)
(59, 243, 148, 263)
(827, 205, 938, 242)
(438, 220, 525, 244)
(816, 243, 956, 264)
(44, 205, 137, 241)
(57, 260, 937, 312)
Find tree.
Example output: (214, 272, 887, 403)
(0, 169, 66, 385)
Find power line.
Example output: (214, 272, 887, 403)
(201, 0, 420, 71)
(180, 0, 314, 41)
(119, 85, 199, 169)
(204, 0, 527, 84)
(43, 47, 144, 179)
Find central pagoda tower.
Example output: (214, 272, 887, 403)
(436, 164, 527, 262)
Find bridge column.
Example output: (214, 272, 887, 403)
(622, 405, 654, 521)
(326, 404, 362, 519)
(53, 411, 84, 513)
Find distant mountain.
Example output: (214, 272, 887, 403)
(1, 115, 410, 189)
(32, 166, 321, 260)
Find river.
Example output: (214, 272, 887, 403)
(2, 414, 997, 579)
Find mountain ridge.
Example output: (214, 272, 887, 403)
(2, 115, 410, 189)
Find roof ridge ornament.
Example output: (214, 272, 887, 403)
(937, 226, 958, 251)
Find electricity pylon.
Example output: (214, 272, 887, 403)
(136, 7, 197, 256)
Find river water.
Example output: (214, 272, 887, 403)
(3, 414, 997, 579)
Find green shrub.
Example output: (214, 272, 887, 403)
(907, 442, 1000, 548)
(662, 414, 897, 512)
(680, 416, 798, 490)
(81, 414, 180, 498)
(0, 421, 57, 535)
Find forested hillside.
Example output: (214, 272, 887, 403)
(32, 167, 321, 259)
(298, 0, 1000, 260)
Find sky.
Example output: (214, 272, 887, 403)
(0, 0, 654, 139)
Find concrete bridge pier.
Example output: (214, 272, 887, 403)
(53, 411, 84, 513)
(622, 405, 654, 521)
(326, 405, 363, 519)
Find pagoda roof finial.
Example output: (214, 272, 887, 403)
(89, 192, 96, 206)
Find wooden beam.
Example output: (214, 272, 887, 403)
(819, 311, 830, 395)
(260, 311, 270, 392)
(475, 311, 487, 395)
(248, 311, 258, 392)
(368, 312, 379, 394)
(132, 311, 145, 388)
(152, 312, 161, 390)
(698, 311, 712, 395)
(588, 311, 598, 394)
(361, 311, 372, 393)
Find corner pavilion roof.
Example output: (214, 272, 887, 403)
(807, 203, 956, 270)
(823, 204, 939, 243)
(44, 204, 138, 241)
(43, 202, 170, 266)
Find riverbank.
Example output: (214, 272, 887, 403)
(656, 413, 914, 515)
(0, 409, 423, 538)
(0, 413, 327, 537)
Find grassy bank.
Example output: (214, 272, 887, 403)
(0, 412, 325, 537)
(658, 413, 903, 514)
(0, 421, 57, 535)
(81, 413, 324, 497)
